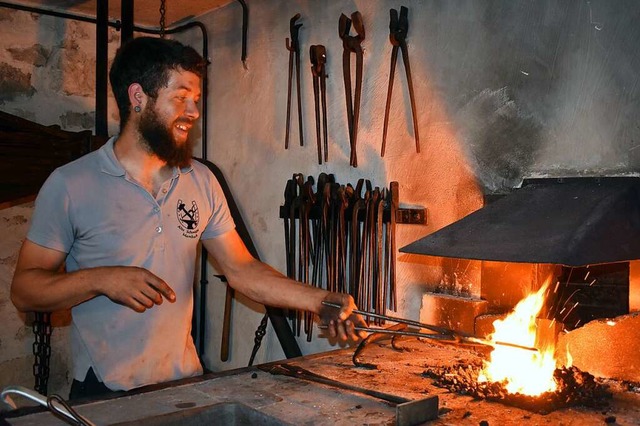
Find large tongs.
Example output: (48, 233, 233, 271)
(322, 301, 538, 352)
(339, 11, 365, 168)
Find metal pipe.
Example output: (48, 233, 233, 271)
(120, 0, 134, 42)
(1, 386, 96, 426)
(95, 0, 109, 137)
(0, 1, 99, 24)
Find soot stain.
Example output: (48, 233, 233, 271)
(457, 87, 543, 193)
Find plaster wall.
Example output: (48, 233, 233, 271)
(193, 0, 640, 371)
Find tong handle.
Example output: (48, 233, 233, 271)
(321, 301, 450, 334)
(352, 326, 455, 341)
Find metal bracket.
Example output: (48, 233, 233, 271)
(396, 395, 439, 425)
(396, 207, 427, 225)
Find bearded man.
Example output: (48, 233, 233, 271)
(11, 37, 364, 400)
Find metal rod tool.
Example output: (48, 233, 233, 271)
(339, 11, 365, 167)
(285, 13, 303, 149)
(381, 6, 420, 157)
(321, 301, 539, 352)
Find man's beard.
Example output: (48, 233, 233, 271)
(138, 103, 195, 168)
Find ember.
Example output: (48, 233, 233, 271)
(422, 361, 612, 414)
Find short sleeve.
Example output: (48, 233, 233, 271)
(27, 169, 75, 253)
(200, 169, 235, 240)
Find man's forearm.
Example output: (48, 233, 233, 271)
(224, 259, 328, 313)
(11, 268, 100, 312)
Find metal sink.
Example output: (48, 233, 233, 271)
(112, 402, 288, 426)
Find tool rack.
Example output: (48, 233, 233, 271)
(279, 175, 426, 341)
(278, 182, 427, 225)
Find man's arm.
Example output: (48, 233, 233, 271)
(11, 239, 176, 313)
(202, 229, 366, 341)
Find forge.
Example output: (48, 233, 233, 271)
(275, 338, 639, 425)
(398, 178, 640, 378)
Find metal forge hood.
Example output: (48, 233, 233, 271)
(400, 178, 640, 267)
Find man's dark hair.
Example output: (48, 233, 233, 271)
(109, 37, 207, 127)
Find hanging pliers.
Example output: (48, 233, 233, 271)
(381, 6, 420, 157)
(285, 13, 303, 149)
(339, 11, 365, 168)
(310, 45, 328, 165)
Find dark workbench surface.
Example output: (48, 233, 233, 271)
(3, 340, 640, 425)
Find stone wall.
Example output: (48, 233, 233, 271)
(0, 8, 119, 397)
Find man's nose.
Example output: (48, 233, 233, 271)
(185, 100, 200, 120)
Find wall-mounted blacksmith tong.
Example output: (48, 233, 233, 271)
(285, 13, 303, 149)
(310, 45, 328, 164)
(381, 6, 420, 157)
(339, 11, 365, 168)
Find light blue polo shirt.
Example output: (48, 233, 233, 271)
(27, 137, 235, 391)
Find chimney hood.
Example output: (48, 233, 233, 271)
(400, 177, 640, 267)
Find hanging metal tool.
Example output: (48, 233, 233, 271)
(387, 182, 398, 312)
(381, 6, 420, 157)
(217, 275, 234, 362)
(338, 11, 365, 168)
(310, 45, 328, 164)
(285, 14, 304, 150)
(278, 175, 414, 341)
(236, 0, 249, 66)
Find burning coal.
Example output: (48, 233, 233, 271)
(422, 361, 611, 414)
(422, 278, 612, 413)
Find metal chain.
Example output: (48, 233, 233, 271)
(159, 0, 166, 38)
(248, 313, 269, 367)
(33, 312, 52, 395)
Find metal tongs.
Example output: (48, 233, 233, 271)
(1, 385, 96, 425)
(322, 301, 538, 352)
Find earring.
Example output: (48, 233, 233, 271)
(134, 105, 141, 113)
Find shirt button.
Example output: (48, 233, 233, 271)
(156, 226, 162, 233)
(154, 207, 160, 212)
(162, 188, 168, 194)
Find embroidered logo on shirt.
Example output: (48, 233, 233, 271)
(177, 199, 199, 238)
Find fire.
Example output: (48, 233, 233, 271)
(477, 281, 558, 396)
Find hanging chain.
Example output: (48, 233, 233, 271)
(33, 312, 52, 395)
(248, 313, 269, 367)
(159, 0, 167, 38)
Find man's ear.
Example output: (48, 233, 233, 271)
(127, 83, 146, 111)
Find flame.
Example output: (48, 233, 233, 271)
(477, 280, 558, 396)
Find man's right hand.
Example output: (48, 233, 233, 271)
(11, 240, 175, 313)
(96, 266, 176, 312)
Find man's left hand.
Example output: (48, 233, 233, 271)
(318, 293, 368, 341)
